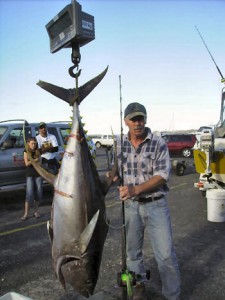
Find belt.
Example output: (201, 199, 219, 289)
(135, 194, 164, 203)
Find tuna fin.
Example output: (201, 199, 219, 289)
(36, 66, 108, 105)
(79, 210, 100, 254)
(47, 221, 53, 244)
(37, 81, 77, 105)
(30, 159, 55, 185)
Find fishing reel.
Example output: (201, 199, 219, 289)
(117, 270, 136, 299)
(117, 270, 150, 299)
(117, 269, 151, 286)
(117, 270, 136, 288)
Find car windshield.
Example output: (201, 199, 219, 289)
(60, 128, 71, 145)
(0, 126, 7, 140)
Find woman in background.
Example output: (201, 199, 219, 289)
(21, 137, 43, 221)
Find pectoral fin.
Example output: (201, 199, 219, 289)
(79, 210, 100, 254)
(47, 221, 53, 244)
(31, 160, 56, 185)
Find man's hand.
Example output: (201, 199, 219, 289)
(106, 171, 119, 183)
(119, 185, 136, 201)
(41, 145, 53, 154)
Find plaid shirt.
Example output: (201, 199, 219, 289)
(116, 127, 170, 198)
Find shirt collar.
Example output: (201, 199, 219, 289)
(125, 127, 152, 142)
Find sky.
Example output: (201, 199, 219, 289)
(0, 0, 225, 135)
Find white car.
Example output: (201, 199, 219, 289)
(86, 135, 96, 158)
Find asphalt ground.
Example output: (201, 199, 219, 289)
(0, 149, 225, 300)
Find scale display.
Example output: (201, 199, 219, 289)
(46, 0, 95, 53)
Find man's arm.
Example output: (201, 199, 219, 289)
(40, 145, 58, 154)
(119, 175, 165, 201)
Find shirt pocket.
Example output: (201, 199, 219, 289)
(141, 152, 155, 175)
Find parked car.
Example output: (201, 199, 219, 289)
(86, 135, 96, 158)
(0, 120, 95, 191)
(196, 126, 213, 132)
(162, 134, 197, 158)
(89, 134, 114, 149)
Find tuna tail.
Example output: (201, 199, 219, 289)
(36, 66, 109, 105)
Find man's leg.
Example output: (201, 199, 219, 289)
(125, 200, 145, 277)
(146, 198, 180, 300)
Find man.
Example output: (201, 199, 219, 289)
(115, 102, 180, 300)
(36, 122, 59, 175)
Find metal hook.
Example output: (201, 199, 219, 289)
(69, 65, 82, 79)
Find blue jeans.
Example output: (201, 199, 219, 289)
(125, 197, 180, 300)
(26, 177, 43, 203)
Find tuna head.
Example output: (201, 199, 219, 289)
(52, 210, 104, 297)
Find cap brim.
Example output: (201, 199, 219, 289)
(125, 112, 146, 120)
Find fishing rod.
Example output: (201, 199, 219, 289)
(195, 25, 225, 83)
(119, 75, 124, 187)
(119, 74, 126, 272)
(117, 75, 136, 300)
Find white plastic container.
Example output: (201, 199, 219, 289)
(0, 292, 32, 300)
(207, 189, 225, 222)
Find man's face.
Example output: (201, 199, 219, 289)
(125, 115, 146, 138)
(39, 126, 47, 137)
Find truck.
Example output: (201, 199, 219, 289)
(0, 120, 96, 192)
(193, 87, 225, 195)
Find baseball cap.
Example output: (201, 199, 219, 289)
(39, 122, 47, 128)
(124, 102, 147, 120)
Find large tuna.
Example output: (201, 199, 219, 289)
(30, 67, 116, 297)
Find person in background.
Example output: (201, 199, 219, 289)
(36, 122, 59, 175)
(112, 102, 180, 300)
(21, 137, 42, 221)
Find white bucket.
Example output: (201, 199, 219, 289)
(207, 189, 225, 222)
(0, 292, 32, 300)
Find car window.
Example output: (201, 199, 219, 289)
(60, 128, 71, 145)
(0, 126, 7, 139)
(48, 128, 60, 144)
(170, 136, 177, 142)
(90, 135, 101, 139)
(5, 127, 32, 148)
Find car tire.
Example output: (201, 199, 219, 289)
(182, 148, 191, 158)
(95, 141, 101, 148)
(176, 163, 185, 176)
